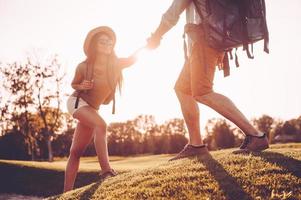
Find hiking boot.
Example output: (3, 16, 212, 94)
(233, 133, 269, 154)
(169, 144, 209, 161)
(99, 169, 117, 180)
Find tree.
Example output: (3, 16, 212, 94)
(33, 55, 66, 161)
(252, 115, 274, 140)
(52, 128, 74, 157)
(107, 116, 187, 155)
(1, 60, 37, 160)
(0, 55, 67, 161)
(0, 126, 30, 160)
(282, 120, 298, 135)
(205, 118, 235, 150)
(159, 118, 187, 154)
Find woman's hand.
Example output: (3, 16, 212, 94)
(79, 79, 94, 90)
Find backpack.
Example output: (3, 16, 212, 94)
(191, 0, 269, 75)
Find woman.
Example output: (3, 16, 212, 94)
(64, 26, 140, 192)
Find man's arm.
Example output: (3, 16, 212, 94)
(147, 0, 192, 49)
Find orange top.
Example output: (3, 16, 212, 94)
(71, 57, 135, 110)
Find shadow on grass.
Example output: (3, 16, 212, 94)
(254, 151, 301, 178)
(0, 162, 99, 198)
(195, 154, 252, 200)
(84, 158, 126, 164)
(78, 180, 104, 200)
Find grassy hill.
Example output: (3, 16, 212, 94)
(1, 143, 301, 199)
(0, 154, 170, 197)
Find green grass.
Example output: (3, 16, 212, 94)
(1, 143, 301, 199)
(0, 154, 171, 197)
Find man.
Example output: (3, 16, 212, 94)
(147, 0, 269, 161)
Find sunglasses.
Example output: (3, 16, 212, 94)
(98, 39, 114, 46)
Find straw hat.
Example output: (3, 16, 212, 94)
(83, 26, 116, 56)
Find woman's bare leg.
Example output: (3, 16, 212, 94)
(64, 105, 111, 192)
(94, 126, 111, 172)
(64, 120, 94, 192)
(73, 106, 111, 172)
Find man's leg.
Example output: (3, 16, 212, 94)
(194, 92, 261, 137)
(175, 89, 203, 146)
(170, 91, 209, 161)
(195, 92, 269, 152)
(190, 41, 268, 153)
(169, 58, 209, 161)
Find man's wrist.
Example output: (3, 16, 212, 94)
(153, 21, 170, 40)
(151, 32, 162, 41)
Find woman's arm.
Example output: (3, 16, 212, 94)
(71, 63, 93, 90)
(117, 57, 137, 70)
(117, 47, 145, 69)
(71, 81, 93, 91)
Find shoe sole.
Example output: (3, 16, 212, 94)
(169, 151, 210, 162)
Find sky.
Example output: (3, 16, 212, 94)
(0, 0, 301, 132)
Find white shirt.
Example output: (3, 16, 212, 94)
(161, 0, 203, 54)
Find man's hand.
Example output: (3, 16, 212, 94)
(146, 34, 161, 50)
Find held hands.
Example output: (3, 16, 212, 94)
(147, 21, 169, 50)
(132, 46, 147, 60)
(80, 79, 94, 90)
(146, 33, 161, 50)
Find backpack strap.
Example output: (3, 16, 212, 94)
(183, 32, 188, 61)
(106, 57, 116, 114)
(262, 0, 270, 53)
(235, 48, 240, 67)
(245, 44, 254, 59)
(229, 50, 233, 60)
(237, 1, 255, 59)
(192, 0, 205, 20)
(74, 62, 93, 109)
(222, 52, 230, 77)
(74, 95, 80, 109)
(110, 93, 116, 114)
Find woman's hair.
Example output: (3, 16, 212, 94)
(85, 32, 123, 93)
